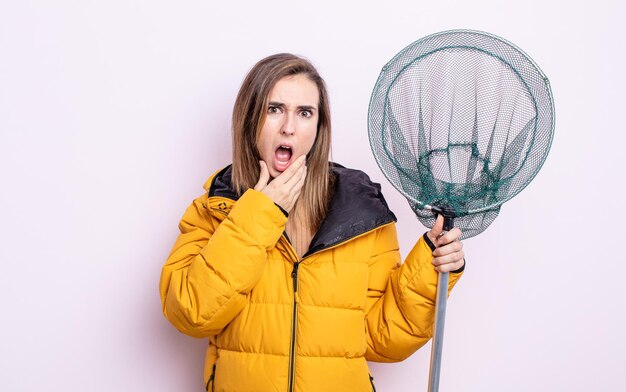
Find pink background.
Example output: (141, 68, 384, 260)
(1, 0, 625, 390)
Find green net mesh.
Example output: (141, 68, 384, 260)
(368, 30, 555, 239)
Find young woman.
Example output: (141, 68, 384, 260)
(159, 53, 465, 391)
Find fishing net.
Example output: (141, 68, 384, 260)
(368, 30, 555, 239)
(368, 30, 555, 391)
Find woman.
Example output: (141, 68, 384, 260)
(159, 53, 465, 391)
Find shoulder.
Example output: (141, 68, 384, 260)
(202, 165, 238, 200)
(327, 162, 397, 225)
(329, 162, 393, 211)
(330, 162, 375, 185)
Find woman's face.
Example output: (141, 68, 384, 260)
(257, 74, 319, 178)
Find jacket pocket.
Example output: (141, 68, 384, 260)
(206, 364, 216, 392)
(369, 374, 376, 392)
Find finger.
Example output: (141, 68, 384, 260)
(285, 162, 307, 191)
(284, 166, 307, 211)
(432, 249, 465, 268)
(427, 214, 444, 244)
(434, 258, 465, 273)
(254, 161, 270, 191)
(433, 240, 463, 257)
(437, 227, 462, 247)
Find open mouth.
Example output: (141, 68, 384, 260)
(274, 144, 293, 172)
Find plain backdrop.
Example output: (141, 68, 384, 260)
(1, 0, 625, 391)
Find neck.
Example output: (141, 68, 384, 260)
(285, 204, 314, 260)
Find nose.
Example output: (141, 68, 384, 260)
(280, 113, 296, 136)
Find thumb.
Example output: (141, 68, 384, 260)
(427, 214, 444, 245)
(254, 161, 270, 191)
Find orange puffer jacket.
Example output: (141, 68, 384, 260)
(160, 164, 463, 391)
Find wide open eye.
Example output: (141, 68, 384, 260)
(299, 109, 313, 118)
(268, 106, 280, 114)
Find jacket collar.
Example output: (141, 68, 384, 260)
(207, 163, 397, 256)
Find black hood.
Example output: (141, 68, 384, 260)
(208, 163, 397, 256)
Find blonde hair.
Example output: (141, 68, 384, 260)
(231, 53, 332, 231)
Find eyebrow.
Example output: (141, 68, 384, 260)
(268, 101, 317, 112)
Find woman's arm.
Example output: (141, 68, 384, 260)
(363, 223, 464, 362)
(159, 189, 287, 338)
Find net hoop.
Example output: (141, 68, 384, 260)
(368, 29, 555, 216)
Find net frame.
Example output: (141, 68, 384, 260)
(368, 29, 555, 239)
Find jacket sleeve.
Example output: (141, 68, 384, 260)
(364, 223, 463, 362)
(159, 189, 287, 338)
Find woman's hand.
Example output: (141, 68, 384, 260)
(426, 215, 465, 273)
(254, 156, 307, 213)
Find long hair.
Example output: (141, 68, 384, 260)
(231, 53, 332, 231)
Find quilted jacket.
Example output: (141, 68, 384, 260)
(159, 164, 463, 391)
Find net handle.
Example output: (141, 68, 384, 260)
(428, 214, 454, 392)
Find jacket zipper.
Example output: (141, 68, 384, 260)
(286, 240, 300, 392)
(205, 363, 216, 392)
